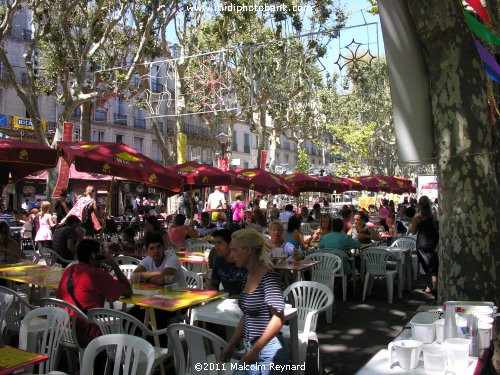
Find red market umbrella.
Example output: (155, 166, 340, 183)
(228, 168, 295, 195)
(279, 172, 335, 193)
(165, 161, 233, 190)
(0, 138, 58, 184)
(319, 176, 352, 193)
(349, 176, 416, 194)
(57, 142, 183, 193)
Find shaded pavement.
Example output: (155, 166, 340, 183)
(313, 276, 436, 375)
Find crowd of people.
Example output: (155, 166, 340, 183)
(0, 185, 440, 374)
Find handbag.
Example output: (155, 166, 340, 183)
(91, 212, 101, 231)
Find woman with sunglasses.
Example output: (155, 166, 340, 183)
(0, 221, 24, 263)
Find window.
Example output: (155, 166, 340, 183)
(232, 131, 238, 152)
(134, 108, 145, 129)
(115, 134, 124, 143)
(92, 130, 104, 142)
(244, 161, 249, 169)
(152, 140, 161, 162)
(244, 133, 250, 153)
(134, 137, 143, 153)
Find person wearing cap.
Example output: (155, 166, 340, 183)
(53, 189, 73, 224)
(56, 239, 132, 347)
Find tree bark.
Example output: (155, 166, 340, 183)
(407, 0, 500, 369)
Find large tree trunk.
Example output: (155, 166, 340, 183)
(407, 0, 500, 369)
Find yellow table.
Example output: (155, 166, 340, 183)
(0, 264, 62, 290)
(120, 284, 227, 312)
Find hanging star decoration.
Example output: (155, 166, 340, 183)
(335, 39, 376, 80)
(187, 53, 233, 111)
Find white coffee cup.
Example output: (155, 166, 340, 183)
(388, 339, 423, 370)
(478, 322, 492, 350)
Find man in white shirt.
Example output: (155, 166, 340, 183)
(133, 232, 185, 286)
(205, 186, 226, 221)
(21, 198, 30, 211)
(279, 204, 295, 223)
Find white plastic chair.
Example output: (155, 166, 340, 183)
(115, 255, 141, 265)
(0, 286, 41, 345)
(39, 247, 73, 266)
(167, 323, 238, 375)
(119, 264, 138, 279)
(314, 248, 357, 302)
(301, 222, 314, 235)
(22, 250, 40, 263)
(184, 269, 203, 289)
(19, 306, 70, 374)
(283, 281, 333, 372)
(87, 308, 170, 374)
(40, 298, 90, 373)
(81, 334, 155, 375)
(361, 247, 398, 304)
(0, 292, 13, 345)
(186, 242, 214, 253)
(303, 252, 341, 323)
(391, 236, 418, 280)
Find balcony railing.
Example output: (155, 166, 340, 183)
(243, 145, 250, 153)
(114, 113, 127, 126)
(232, 143, 238, 152)
(134, 118, 145, 129)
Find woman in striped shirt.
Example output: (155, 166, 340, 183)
(221, 229, 288, 374)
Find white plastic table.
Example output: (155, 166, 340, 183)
(190, 298, 301, 375)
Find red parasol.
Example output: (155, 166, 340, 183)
(348, 176, 416, 193)
(319, 176, 352, 193)
(228, 168, 295, 195)
(165, 161, 232, 190)
(279, 172, 335, 193)
(57, 142, 183, 193)
(0, 138, 58, 184)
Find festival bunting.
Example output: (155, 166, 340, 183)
(474, 40, 500, 83)
(464, 11, 500, 45)
(464, 0, 492, 25)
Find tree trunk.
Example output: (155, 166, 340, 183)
(268, 127, 278, 173)
(407, 0, 500, 369)
(80, 102, 92, 142)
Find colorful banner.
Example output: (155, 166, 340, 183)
(474, 39, 500, 82)
(13, 116, 47, 131)
(177, 133, 187, 165)
(260, 150, 268, 170)
(218, 157, 229, 192)
(464, 12, 500, 45)
(52, 122, 73, 198)
(464, 0, 491, 25)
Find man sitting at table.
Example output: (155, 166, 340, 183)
(318, 218, 360, 273)
(208, 229, 247, 296)
(133, 231, 186, 286)
(195, 211, 217, 236)
(56, 239, 133, 347)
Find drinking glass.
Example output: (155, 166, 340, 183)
(423, 344, 447, 375)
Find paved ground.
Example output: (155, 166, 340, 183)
(312, 276, 436, 375)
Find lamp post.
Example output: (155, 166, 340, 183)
(215, 132, 229, 159)
(216, 132, 230, 193)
